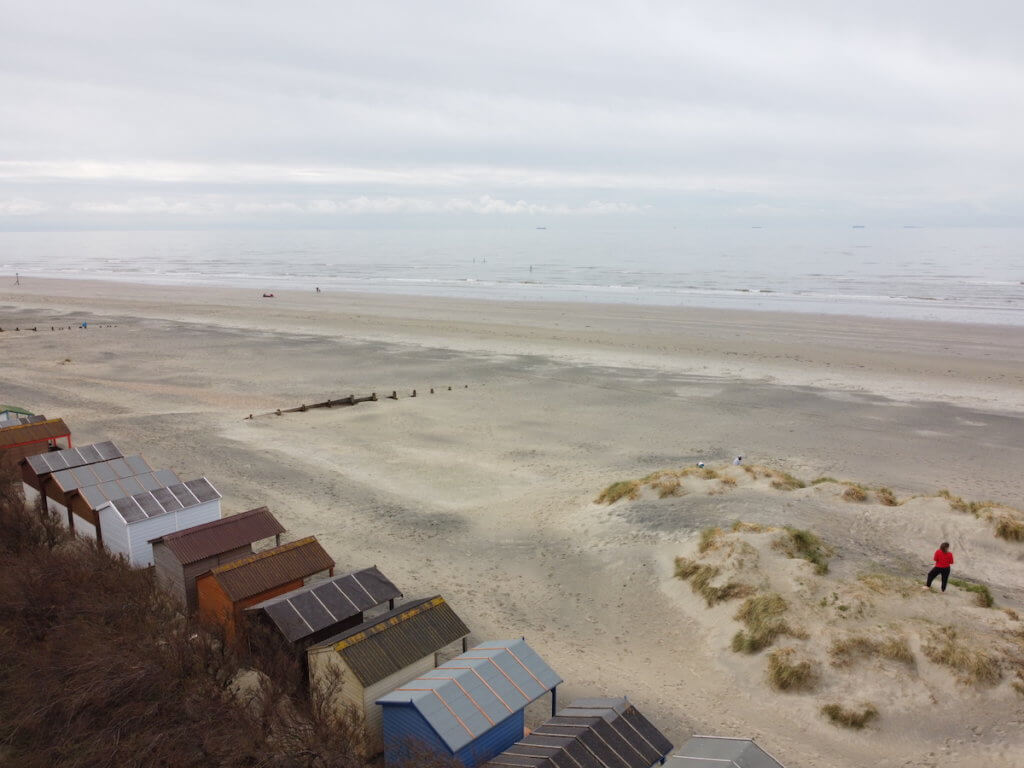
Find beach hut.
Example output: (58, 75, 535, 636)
(0, 405, 34, 421)
(481, 697, 673, 768)
(196, 536, 335, 642)
(0, 417, 71, 464)
(36, 454, 178, 541)
(150, 506, 285, 612)
(307, 595, 470, 742)
(376, 639, 562, 767)
(664, 736, 785, 768)
(245, 565, 402, 651)
(94, 478, 222, 567)
(20, 441, 123, 511)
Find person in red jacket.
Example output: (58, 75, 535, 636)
(925, 542, 954, 591)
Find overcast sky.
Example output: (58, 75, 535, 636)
(2, 1, 1022, 229)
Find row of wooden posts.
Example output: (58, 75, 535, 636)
(246, 385, 470, 419)
(0, 325, 116, 332)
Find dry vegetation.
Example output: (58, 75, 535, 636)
(949, 578, 995, 608)
(821, 703, 879, 729)
(766, 647, 819, 692)
(773, 527, 831, 574)
(0, 465, 457, 768)
(674, 557, 754, 607)
(732, 593, 802, 653)
(921, 626, 1002, 686)
(936, 490, 1024, 542)
(828, 633, 915, 667)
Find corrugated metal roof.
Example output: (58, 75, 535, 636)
(482, 697, 673, 768)
(310, 595, 469, 685)
(0, 414, 45, 430)
(150, 506, 284, 564)
(69, 463, 181, 510)
(24, 441, 123, 474)
(209, 536, 335, 603)
(0, 418, 70, 447)
(246, 565, 402, 643)
(106, 478, 221, 524)
(665, 736, 785, 768)
(376, 639, 562, 753)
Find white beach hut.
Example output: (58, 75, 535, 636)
(96, 478, 222, 567)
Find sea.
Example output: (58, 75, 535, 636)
(2, 227, 1023, 325)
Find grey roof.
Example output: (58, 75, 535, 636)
(666, 737, 785, 768)
(483, 697, 674, 768)
(65, 461, 180, 510)
(376, 639, 562, 753)
(246, 566, 402, 643)
(50, 455, 158, 492)
(24, 441, 123, 474)
(106, 478, 221, 524)
(0, 414, 45, 429)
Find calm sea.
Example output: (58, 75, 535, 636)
(2, 227, 1022, 325)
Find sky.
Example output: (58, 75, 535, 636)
(1, 1, 1022, 229)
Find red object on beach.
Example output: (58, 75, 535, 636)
(262, 293, 275, 298)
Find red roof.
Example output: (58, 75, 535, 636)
(150, 506, 285, 565)
(207, 536, 335, 603)
(0, 418, 70, 449)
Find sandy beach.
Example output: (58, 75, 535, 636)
(2, 277, 1023, 768)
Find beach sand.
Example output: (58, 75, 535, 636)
(2, 277, 1023, 768)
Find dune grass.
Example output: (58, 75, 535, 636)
(731, 593, 795, 653)
(595, 480, 640, 504)
(857, 571, 918, 598)
(699, 526, 723, 553)
(766, 647, 819, 692)
(821, 703, 879, 729)
(936, 491, 1024, 542)
(774, 527, 830, 574)
(811, 476, 838, 485)
(994, 515, 1024, 542)
(828, 633, 915, 667)
(674, 557, 755, 607)
(948, 578, 995, 608)
(876, 487, 898, 506)
(770, 471, 806, 491)
(842, 485, 868, 502)
(922, 626, 1001, 686)
(731, 520, 770, 533)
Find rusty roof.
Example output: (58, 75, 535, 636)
(208, 536, 334, 603)
(310, 595, 469, 686)
(0, 418, 70, 448)
(150, 506, 284, 564)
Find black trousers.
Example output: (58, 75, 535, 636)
(927, 566, 950, 591)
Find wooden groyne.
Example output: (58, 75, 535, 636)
(245, 385, 470, 419)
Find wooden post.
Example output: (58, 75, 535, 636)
(370, 392, 378, 401)
(430, 388, 434, 394)
(412, 389, 416, 397)
(389, 391, 398, 400)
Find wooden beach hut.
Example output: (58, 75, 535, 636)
(664, 736, 785, 768)
(0, 405, 34, 422)
(150, 506, 285, 612)
(20, 440, 123, 510)
(95, 478, 222, 567)
(481, 697, 673, 768)
(245, 565, 402, 651)
(376, 639, 562, 767)
(0, 417, 71, 464)
(307, 595, 470, 743)
(196, 536, 335, 642)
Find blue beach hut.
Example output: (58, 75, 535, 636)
(376, 639, 562, 767)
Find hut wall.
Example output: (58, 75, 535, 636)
(125, 500, 221, 567)
(197, 575, 304, 643)
(154, 543, 254, 613)
(362, 654, 437, 742)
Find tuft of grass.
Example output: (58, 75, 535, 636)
(732, 593, 792, 653)
(994, 515, 1024, 542)
(699, 527, 723, 553)
(674, 558, 753, 606)
(821, 703, 879, 729)
(948, 578, 995, 608)
(774, 527, 830, 574)
(1004, 608, 1020, 621)
(829, 633, 914, 667)
(720, 476, 737, 487)
(811, 476, 838, 485)
(596, 480, 639, 504)
(857, 572, 918, 598)
(698, 467, 719, 480)
(922, 626, 1001, 686)
(770, 471, 806, 491)
(766, 648, 819, 692)
(876, 487, 899, 506)
(731, 520, 769, 533)
(842, 485, 868, 502)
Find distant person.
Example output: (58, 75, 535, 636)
(80, 321, 87, 329)
(316, 286, 321, 293)
(697, 461, 705, 469)
(733, 456, 743, 465)
(925, 542, 954, 592)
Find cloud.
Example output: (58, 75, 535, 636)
(70, 197, 224, 215)
(236, 195, 642, 216)
(0, 198, 47, 216)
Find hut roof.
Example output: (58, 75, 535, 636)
(665, 736, 785, 768)
(149, 506, 284, 564)
(24, 441, 123, 475)
(311, 595, 469, 685)
(0, 405, 34, 417)
(48, 454, 180, 509)
(0, 414, 46, 430)
(482, 697, 673, 768)
(246, 565, 402, 643)
(207, 536, 335, 602)
(0, 417, 70, 448)
(376, 639, 562, 753)
(104, 478, 221, 524)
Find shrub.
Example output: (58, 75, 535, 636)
(766, 648, 819, 692)
(596, 480, 639, 504)
(876, 487, 898, 506)
(842, 485, 868, 502)
(922, 626, 1001, 686)
(775, 527, 830, 574)
(732, 593, 792, 653)
(949, 578, 995, 608)
(821, 703, 879, 729)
